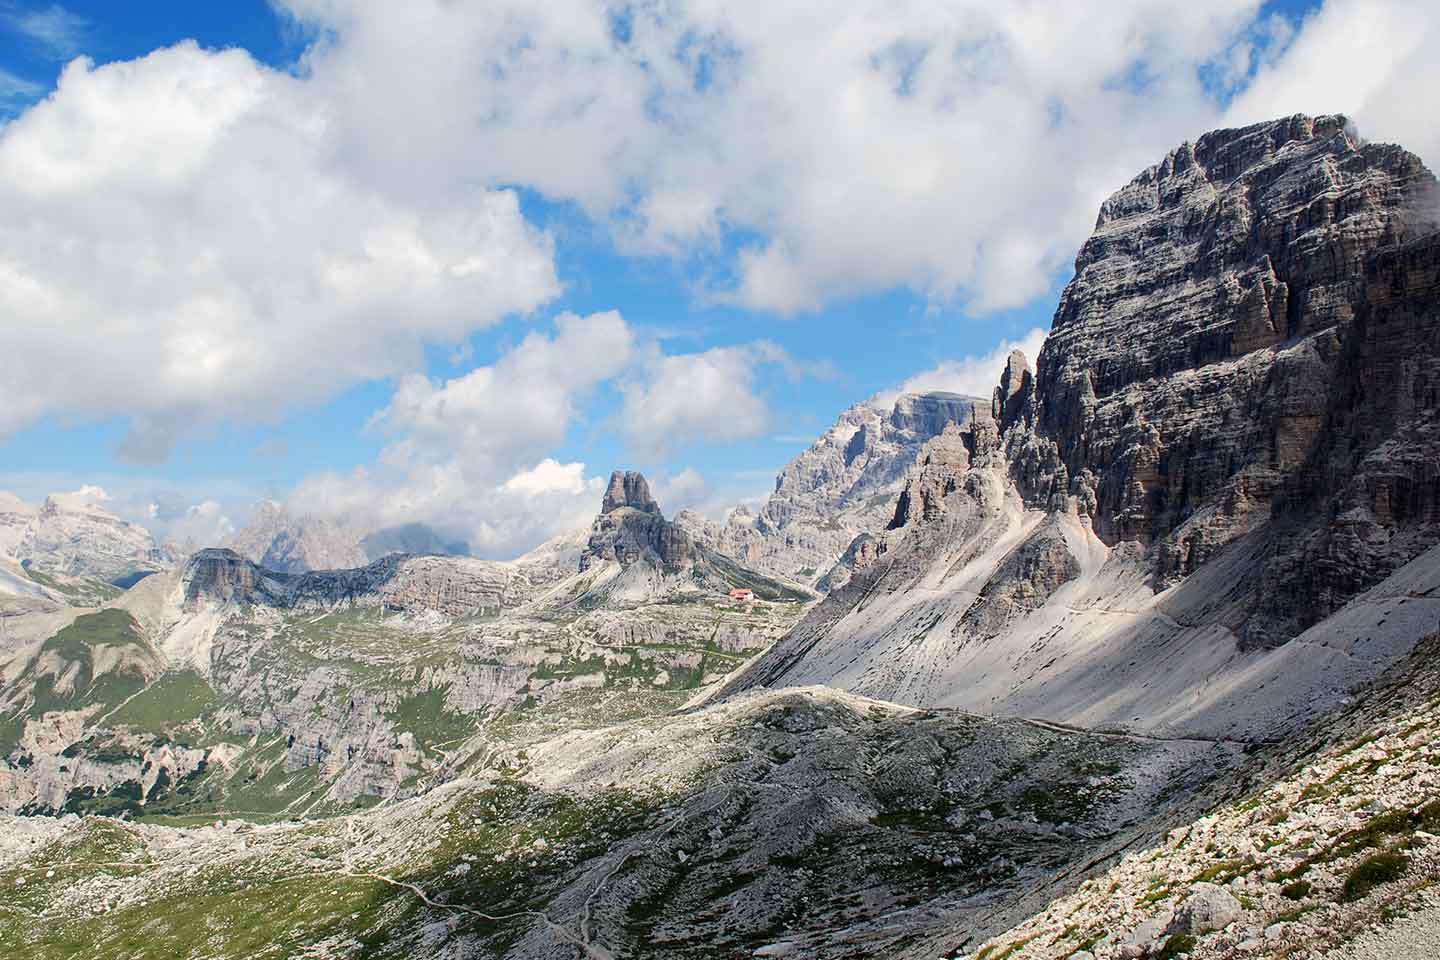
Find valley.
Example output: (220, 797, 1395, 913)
(1, 113, 1438, 960)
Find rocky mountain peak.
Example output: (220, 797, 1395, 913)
(582, 472, 689, 572)
(684, 392, 982, 588)
(3, 489, 168, 584)
(721, 114, 1440, 728)
(601, 470, 661, 515)
(1024, 112, 1438, 613)
(992, 349, 1033, 429)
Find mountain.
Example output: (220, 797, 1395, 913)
(0, 490, 168, 587)
(227, 501, 470, 574)
(575, 470, 812, 605)
(0, 471, 811, 816)
(719, 114, 1440, 745)
(4, 115, 1439, 960)
(679, 392, 981, 588)
(225, 500, 369, 573)
(360, 522, 469, 561)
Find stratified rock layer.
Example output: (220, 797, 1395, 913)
(721, 115, 1440, 738)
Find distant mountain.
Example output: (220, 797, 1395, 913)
(0, 490, 168, 586)
(227, 502, 469, 574)
(679, 392, 981, 589)
(360, 523, 468, 562)
(225, 500, 368, 573)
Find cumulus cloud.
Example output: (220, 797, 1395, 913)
(651, 467, 709, 514)
(502, 459, 593, 498)
(289, 312, 631, 556)
(1226, 0, 1440, 167)
(375, 311, 633, 467)
(620, 341, 795, 456)
(0, 42, 558, 458)
(270, 0, 1440, 315)
(162, 500, 235, 550)
(284, 309, 814, 556)
(270, 0, 1293, 316)
(883, 328, 1050, 407)
(47, 484, 111, 513)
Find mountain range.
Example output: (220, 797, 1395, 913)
(1, 114, 1438, 960)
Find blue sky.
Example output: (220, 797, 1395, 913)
(3, 0, 1424, 558)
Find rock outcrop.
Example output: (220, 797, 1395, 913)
(719, 115, 1440, 740)
(180, 547, 515, 618)
(601, 470, 662, 515)
(578, 471, 808, 604)
(581, 471, 691, 572)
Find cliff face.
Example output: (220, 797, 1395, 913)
(1009, 113, 1440, 646)
(719, 115, 1440, 739)
(180, 547, 517, 618)
(682, 392, 980, 587)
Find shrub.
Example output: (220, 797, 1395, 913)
(1341, 851, 1408, 902)
(1155, 932, 1197, 960)
(1281, 880, 1312, 901)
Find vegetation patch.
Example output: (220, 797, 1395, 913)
(1154, 932, 1196, 960)
(1341, 851, 1409, 903)
(386, 685, 476, 752)
(1281, 879, 1312, 901)
(108, 670, 216, 732)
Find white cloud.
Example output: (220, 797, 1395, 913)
(502, 459, 592, 498)
(272, 0, 1284, 315)
(0, 42, 558, 459)
(877, 327, 1049, 409)
(0, 65, 42, 112)
(6, 3, 88, 60)
(375, 310, 635, 470)
(270, 0, 1440, 315)
(620, 342, 790, 456)
(163, 500, 234, 549)
(5, 2, 1434, 468)
(47, 484, 111, 513)
(652, 467, 709, 514)
(289, 311, 633, 556)
(286, 311, 810, 556)
(1226, 0, 1440, 168)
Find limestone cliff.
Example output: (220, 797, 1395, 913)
(681, 392, 981, 587)
(720, 115, 1440, 740)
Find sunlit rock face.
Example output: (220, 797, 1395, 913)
(680, 392, 981, 589)
(582, 471, 692, 572)
(720, 115, 1440, 739)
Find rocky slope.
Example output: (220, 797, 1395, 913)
(721, 114, 1440, 742)
(0, 684, 1243, 960)
(956, 630, 1440, 960)
(680, 392, 980, 588)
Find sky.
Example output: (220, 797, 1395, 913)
(0, 0, 1436, 558)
